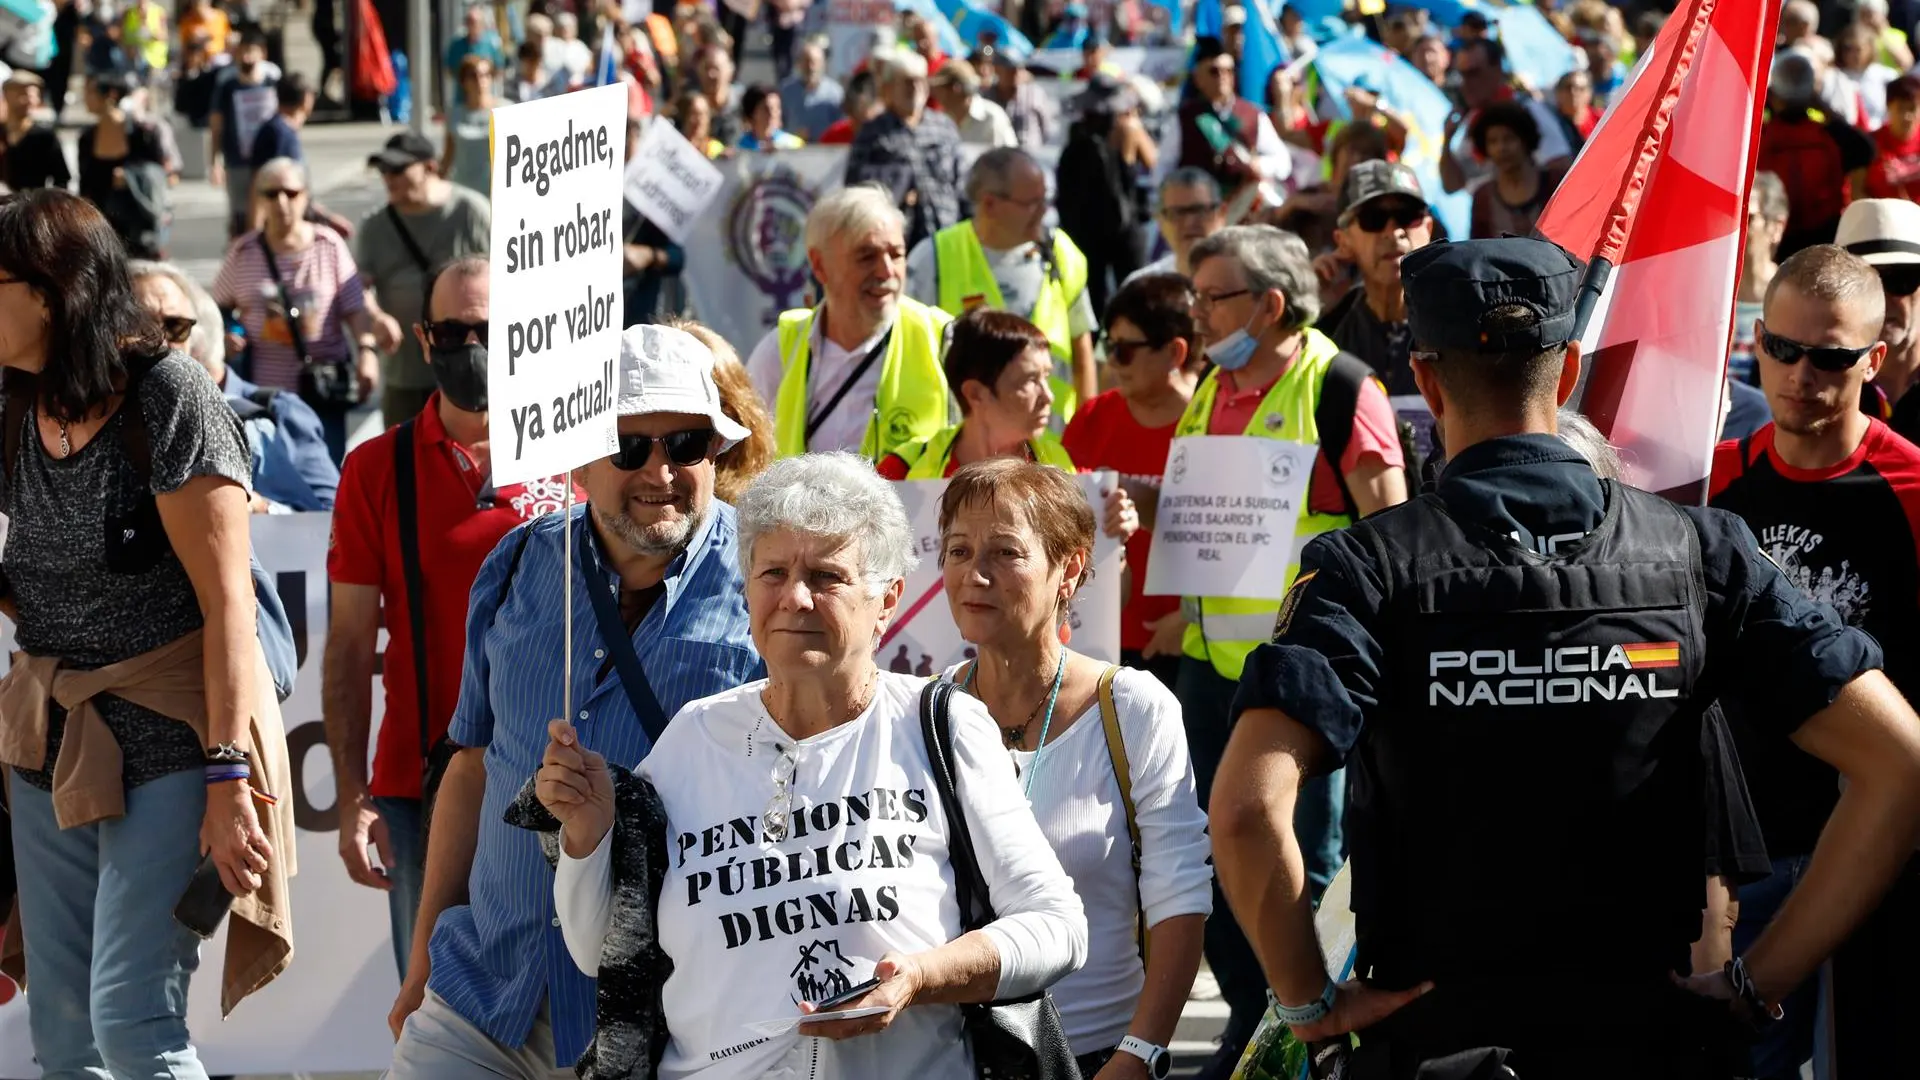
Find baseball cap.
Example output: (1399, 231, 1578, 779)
(368, 132, 437, 171)
(1402, 238, 1583, 353)
(1223, 5, 1248, 27)
(1836, 198, 1920, 267)
(1337, 160, 1426, 227)
(615, 325, 751, 452)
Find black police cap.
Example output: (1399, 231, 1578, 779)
(1401, 237, 1583, 353)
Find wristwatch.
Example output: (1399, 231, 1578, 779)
(1117, 1035, 1171, 1080)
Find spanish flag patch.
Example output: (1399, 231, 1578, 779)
(1619, 641, 1681, 669)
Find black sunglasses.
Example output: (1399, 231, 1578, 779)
(159, 315, 196, 344)
(1353, 201, 1429, 233)
(424, 318, 488, 349)
(1759, 326, 1876, 372)
(610, 429, 716, 470)
(1881, 265, 1920, 298)
(261, 187, 306, 201)
(1104, 336, 1162, 366)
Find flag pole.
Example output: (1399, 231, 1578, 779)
(1567, 255, 1613, 409)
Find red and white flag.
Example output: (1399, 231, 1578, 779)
(1536, 0, 1781, 502)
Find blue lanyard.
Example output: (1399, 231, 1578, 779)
(961, 656, 1066, 797)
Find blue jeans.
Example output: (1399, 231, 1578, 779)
(373, 795, 427, 980)
(1177, 656, 1346, 1046)
(10, 767, 209, 1080)
(1733, 854, 1826, 1080)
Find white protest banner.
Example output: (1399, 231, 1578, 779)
(625, 119, 726, 245)
(489, 82, 627, 486)
(681, 147, 847, 353)
(1144, 435, 1313, 600)
(0, 514, 403, 1077)
(877, 475, 1122, 677)
(826, 0, 895, 76)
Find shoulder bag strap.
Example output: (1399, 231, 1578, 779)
(918, 678, 996, 931)
(579, 514, 674, 745)
(255, 234, 314, 369)
(1094, 664, 1148, 965)
(385, 205, 434, 275)
(805, 326, 894, 445)
(393, 419, 433, 764)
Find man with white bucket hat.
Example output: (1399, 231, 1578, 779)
(1836, 198, 1920, 439)
(388, 322, 763, 1080)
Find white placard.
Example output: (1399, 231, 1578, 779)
(1144, 436, 1313, 600)
(826, 0, 895, 77)
(231, 83, 277, 159)
(0, 514, 402, 1077)
(489, 83, 627, 486)
(625, 119, 726, 246)
(878, 475, 1122, 677)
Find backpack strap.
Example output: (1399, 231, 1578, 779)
(1093, 663, 1149, 966)
(1315, 350, 1375, 520)
(393, 419, 433, 766)
(246, 386, 282, 411)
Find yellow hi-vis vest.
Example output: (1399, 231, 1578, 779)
(1177, 328, 1355, 681)
(931, 221, 1090, 430)
(773, 298, 952, 460)
(891, 425, 1077, 479)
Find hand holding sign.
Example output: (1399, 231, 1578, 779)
(538, 719, 615, 858)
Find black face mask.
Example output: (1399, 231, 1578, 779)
(429, 343, 489, 412)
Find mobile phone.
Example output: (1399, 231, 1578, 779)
(173, 852, 234, 939)
(813, 976, 882, 1012)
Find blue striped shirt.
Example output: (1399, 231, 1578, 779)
(427, 502, 762, 1066)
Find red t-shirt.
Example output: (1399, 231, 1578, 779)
(1062, 389, 1181, 651)
(818, 118, 855, 144)
(1867, 123, 1920, 201)
(327, 395, 587, 798)
(1205, 364, 1406, 515)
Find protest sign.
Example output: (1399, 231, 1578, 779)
(826, 0, 895, 76)
(681, 148, 847, 352)
(625, 119, 725, 245)
(488, 83, 627, 486)
(878, 475, 1122, 677)
(1144, 436, 1313, 600)
(0, 514, 403, 1077)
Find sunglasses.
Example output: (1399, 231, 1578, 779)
(1353, 202, 1429, 233)
(424, 318, 487, 349)
(1881, 266, 1920, 298)
(1105, 337, 1161, 366)
(261, 187, 306, 201)
(763, 747, 797, 843)
(1759, 326, 1876, 372)
(610, 428, 716, 469)
(159, 315, 196, 344)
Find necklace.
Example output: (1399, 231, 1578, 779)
(963, 655, 1066, 751)
(56, 418, 70, 458)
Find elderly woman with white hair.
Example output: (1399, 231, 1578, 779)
(535, 451, 1088, 1080)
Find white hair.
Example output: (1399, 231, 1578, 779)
(805, 183, 905, 253)
(1557, 410, 1623, 480)
(526, 11, 553, 35)
(252, 155, 307, 196)
(871, 46, 928, 84)
(128, 259, 225, 372)
(554, 11, 577, 33)
(735, 452, 918, 595)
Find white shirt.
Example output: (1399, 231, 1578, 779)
(745, 306, 897, 455)
(955, 94, 1019, 148)
(1122, 253, 1180, 288)
(555, 672, 1089, 1080)
(1446, 96, 1573, 193)
(946, 666, 1212, 1054)
(1837, 64, 1898, 127)
(904, 238, 1098, 341)
(1149, 104, 1294, 189)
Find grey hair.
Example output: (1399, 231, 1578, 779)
(805, 184, 905, 253)
(735, 452, 918, 595)
(1752, 171, 1789, 226)
(129, 259, 226, 371)
(252, 156, 307, 196)
(1771, 50, 1817, 107)
(1190, 225, 1321, 331)
(1557, 410, 1623, 480)
(1158, 166, 1222, 205)
(871, 46, 928, 84)
(554, 10, 577, 32)
(965, 146, 1039, 206)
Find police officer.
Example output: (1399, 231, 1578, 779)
(745, 185, 953, 461)
(905, 147, 1099, 430)
(1210, 237, 1920, 1079)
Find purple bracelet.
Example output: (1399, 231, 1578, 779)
(204, 764, 252, 784)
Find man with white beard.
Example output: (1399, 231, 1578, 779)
(746, 184, 954, 460)
(1838, 200, 1920, 443)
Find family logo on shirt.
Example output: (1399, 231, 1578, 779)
(676, 784, 930, 951)
(790, 939, 857, 1004)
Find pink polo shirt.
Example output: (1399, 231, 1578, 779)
(1207, 364, 1405, 515)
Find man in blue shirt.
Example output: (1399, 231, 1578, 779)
(247, 72, 314, 170)
(209, 27, 278, 237)
(777, 36, 843, 143)
(387, 324, 762, 1079)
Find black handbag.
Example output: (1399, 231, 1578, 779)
(917, 680, 1082, 1080)
(257, 233, 357, 409)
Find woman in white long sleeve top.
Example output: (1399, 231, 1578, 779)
(539, 452, 1089, 1080)
(938, 458, 1213, 1080)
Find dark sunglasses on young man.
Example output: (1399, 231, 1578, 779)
(1759, 325, 1876, 372)
(424, 318, 488, 349)
(159, 315, 196, 345)
(1352, 201, 1428, 234)
(610, 428, 717, 470)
